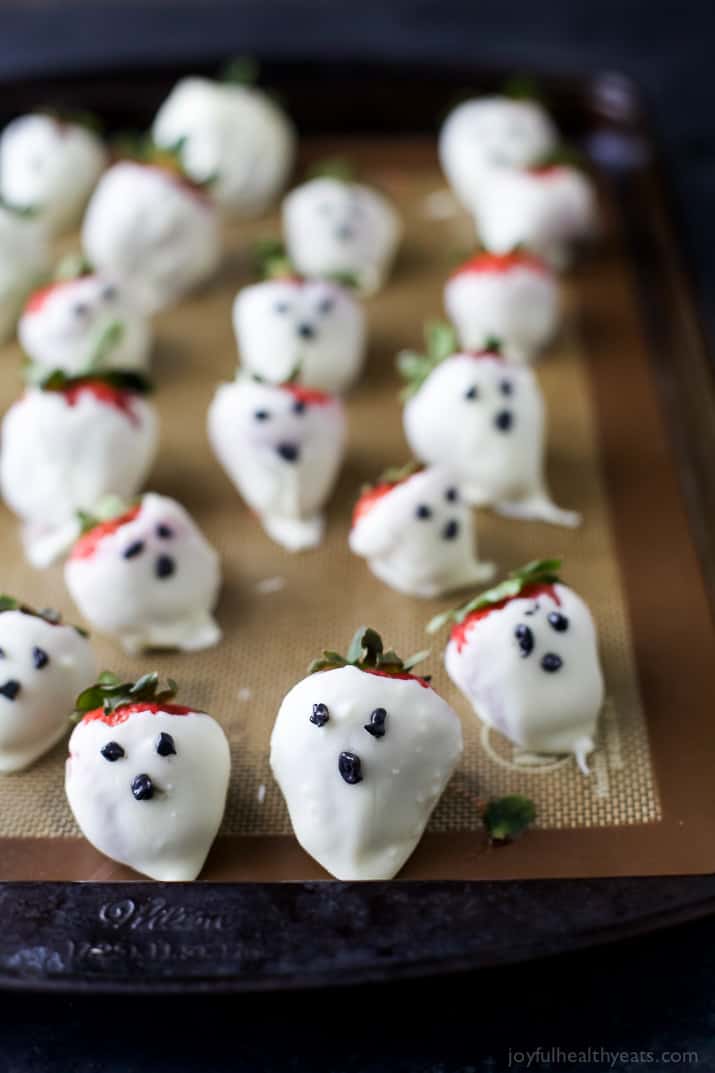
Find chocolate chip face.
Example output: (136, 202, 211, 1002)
(292, 398, 307, 415)
(338, 751, 363, 784)
(123, 540, 144, 559)
(541, 653, 563, 673)
(155, 555, 176, 579)
(310, 702, 329, 727)
(442, 519, 459, 540)
(0, 680, 21, 700)
(499, 379, 514, 396)
(318, 297, 335, 315)
(254, 409, 271, 422)
(101, 741, 125, 762)
(514, 624, 534, 657)
(131, 773, 154, 801)
(277, 442, 300, 463)
(296, 323, 315, 340)
(156, 524, 174, 540)
(364, 707, 387, 739)
(494, 410, 514, 432)
(464, 385, 479, 400)
(548, 612, 569, 632)
(32, 646, 49, 670)
(445, 487, 459, 502)
(274, 301, 290, 314)
(155, 732, 176, 757)
(416, 504, 432, 520)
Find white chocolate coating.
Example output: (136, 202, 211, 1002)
(349, 466, 494, 598)
(82, 162, 221, 314)
(438, 96, 558, 212)
(282, 178, 401, 295)
(444, 258, 559, 363)
(444, 582, 604, 772)
(403, 353, 579, 527)
(66, 704, 230, 881)
(270, 664, 463, 880)
(19, 274, 152, 375)
(0, 610, 95, 773)
(0, 114, 106, 235)
(0, 386, 158, 566)
(475, 165, 596, 268)
(64, 493, 221, 654)
(152, 76, 295, 217)
(0, 206, 49, 344)
(207, 375, 346, 551)
(234, 278, 366, 394)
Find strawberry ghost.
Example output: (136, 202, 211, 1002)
(438, 95, 558, 213)
(0, 113, 106, 236)
(429, 560, 605, 774)
(152, 74, 295, 217)
(444, 251, 559, 362)
(400, 332, 579, 527)
(349, 463, 494, 598)
(0, 371, 159, 567)
(0, 597, 95, 773)
(282, 177, 401, 295)
(19, 271, 152, 376)
(475, 162, 596, 268)
(270, 627, 463, 880)
(0, 202, 49, 344)
(233, 276, 366, 394)
(208, 374, 346, 551)
(65, 493, 221, 654)
(66, 673, 230, 881)
(82, 158, 221, 314)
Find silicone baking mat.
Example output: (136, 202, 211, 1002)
(0, 139, 712, 882)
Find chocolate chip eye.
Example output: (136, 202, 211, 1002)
(548, 612, 569, 632)
(465, 385, 479, 400)
(101, 284, 118, 302)
(338, 751, 363, 784)
(445, 487, 458, 502)
(318, 297, 335, 315)
(101, 741, 125, 762)
(416, 504, 432, 520)
(364, 708, 387, 738)
(73, 302, 90, 318)
(32, 646, 49, 669)
(254, 409, 270, 422)
(156, 524, 174, 540)
(274, 301, 290, 314)
(293, 399, 307, 415)
(156, 732, 176, 757)
(541, 653, 563, 673)
(123, 540, 145, 559)
(131, 773, 154, 800)
(499, 380, 514, 396)
(514, 624, 534, 657)
(310, 702, 329, 727)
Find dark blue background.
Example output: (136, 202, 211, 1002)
(0, 3, 713, 1069)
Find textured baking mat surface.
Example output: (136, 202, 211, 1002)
(4, 136, 707, 882)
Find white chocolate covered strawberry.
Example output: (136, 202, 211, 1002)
(430, 560, 604, 773)
(152, 74, 295, 217)
(0, 202, 49, 344)
(65, 494, 221, 654)
(475, 162, 596, 268)
(208, 375, 346, 551)
(349, 463, 494, 598)
(82, 157, 221, 314)
(234, 276, 366, 394)
(66, 673, 230, 881)
(438, 95, 558, 212)
(0, 597, 95, 773)
(282, 177, 401, 295)
(0, 371, 159, 567)
(270, 627, 463, 880)
(444, 251, 559, 362)
(399, 328, 579, 527)
(0, 113, 106, 236)
(19, 270, 151, 375)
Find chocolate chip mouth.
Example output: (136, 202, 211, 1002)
(155, 555, 176, 579)
(0, 679, 21, 701)
(276, 442, 300, 463)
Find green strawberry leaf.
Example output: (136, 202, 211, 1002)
(221, 55, 260, 86)
(483, 795, 536, 842)
(70, 671, 181, 724)
(427, 559, 563, 634)
(306, 157, 355, 183)
(310, 627, 430, 679)
(25, 366, 152, 395)
(397, 320, 459, 399)
(53, 251, 94, 283)
(252, 237, 295, 281)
